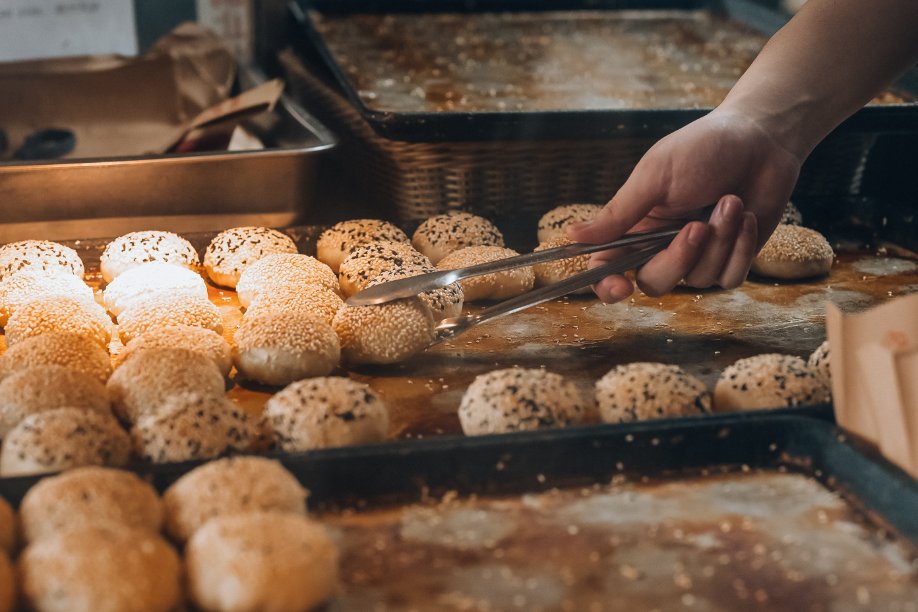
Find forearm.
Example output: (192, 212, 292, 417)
(718, 0, 918, 161)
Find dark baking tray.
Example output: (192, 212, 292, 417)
(291, 0, 918, 142)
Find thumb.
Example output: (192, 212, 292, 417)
(566, 168, 666, 244)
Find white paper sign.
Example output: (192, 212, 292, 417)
(195, 0, 252, 62)
(0, 0, 138, 62)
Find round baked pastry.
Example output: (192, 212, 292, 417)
(333, 299, 435, 365)
(714, 353, 832, 412)
(0, 552, 14, 612)
(0, 365, 110, 437)
(116, 293, 223, 344)
(114, 324, 232, 376)
(808, 340, 831, 385)
(19, 466, 162, 543)
(0, 498, 15, 555)
(317, 219, 410, 273)
(595, 362, 711, 423)
(186, 512, 339, 612)
(234, 311, 340, 386)
(5, 297, 112, 348)
(780, 201, 803, 226)
(132, 392, 260, 464)
(163, 456, 307, 543)
(266, 377, 389, 451)
(367, 267, 464, 321)
(236, 253, 340, 307)
(0, 408, 131, 477)
(0, 269, 95, 326)
(204, 226, 298, 288)
(100, 230, 199, 283)
(0, 331, 112, 384)
(751, 225, 835, 280)
(338, 241, 432, 297)
(412, 212, 505, 265)
(458, 368, 587, 435)
(0, 240, 84, 282)
(106, 347, 226, 423)
(532, 237, 591, 293)
(102, 262, 208, 317)
(537, 203, 603, 243)
(438, 246, 535, 302)
(244, 287, 344, 326)
(20, 524, 182, 612)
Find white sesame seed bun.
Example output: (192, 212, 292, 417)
(458, 368, 587, 435)
(333, 299, 435, 365)
(244, 287, 344, 326)
(0, 498, 15, 556)
(19, 466, 162, 543)
(595, 363, 710, 423)
(186, 512, 338, 612)
(0, 408, 131, 477)
(204, 226, 298, 288)
(714, 353, 832, 412)
(116, 294, 223, 344)
(0, 332, 112, 384)
(317, 219, 410, 273)
(99, 230, 199, 283)
(751, 225, 834, 280)
(114, 325, 232, 377)
(0, 269, 95, 326)
(236, 253, 339, 307)
(532, 236, 591, 294)
(412, 212, 505, 265)
(106, 347, 226, 423)
(102, 262, 208, 317)
(537, 204, 603, 243)
(437, 246, 534, 302)
(366, 267, 464, 321)
(0, 240, 84, 282)
(19, 524, 181, 612)
(266, 377, 388, 451)
(163, 456, 307, 543)
(5, 297, 112, 348)
(808, 340, 831, 385)
(0, 365, 110, 437)
(338, 241, 431, 297)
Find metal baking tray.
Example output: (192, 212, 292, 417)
(0, 77, 337, 243)
(292, 0, 918, 142)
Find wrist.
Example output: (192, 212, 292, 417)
(712, 97, 816, 165)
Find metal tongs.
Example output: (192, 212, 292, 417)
(347, 226, 682, 346)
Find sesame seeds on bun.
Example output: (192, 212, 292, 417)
(0, 332, 112, 384)
(114, 324, 232, 376)
(366, 266, 464, 321)
(0, 240, 84, 282)
(116, 293, 223, 344)
(317, 219, 410, 273)
(595, 362, 711, 423)
(244, 287, 344, 326)
(333, 298, 435, 365)
(751, 225, 835, 280)
(4, 297, 112, 348)
(714, 353, 832, 412)
(412, 212, 505, 265)
(103, 262, 208, 317)
(236, 253, 340, 307)
(338, 241, 432, 297)
(537, 204, 603, 243)
(100, 230, 199, 283)
(532, 236, 591, 293)
(437, 246, 534, 302)
(0, 269, 95, 326)
(204, 226, 298, 288)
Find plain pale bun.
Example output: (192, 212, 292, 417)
(0, 240, 83, 282)
(412, 212, 505, 265)
(19, 466, 162, 543)
(244, 287, 343, 326)
(186, 512, 339, 612)
(0, 408, 131, 477)
(266, 377, 389, 451)
(751, 225, 834, 279)
(116, 293, 223, 344)
(338, 241, 431, 297)
(100, 230, 199, 283)
(236, 253, 339, 307)
(103, 262, 207, 317)
(0, 498, 15, 556)
(0, 332, 112, 384)
(163, 456, 307, 543)
(204, 226, 298, 288)
(0, 269, 94, 326)
(20, 524, 181, 612)
(317, 219, 409, 273)
(367, 267, 464, 321)
(5, 297, 112, 348)
(333, 299, 435, 365)
(595, 362, 710, 423)
(114, 324, 232, 376)
(714, 353, 832, 411)
(537, 203, 603, 243)
(106, 347, 226, 423)
(532, 236, 591, 293)
(0, 364, 110, 437)
(132, 392, 261, 464)
(459, 368, 586, 435)
(438, 246, 535, 301)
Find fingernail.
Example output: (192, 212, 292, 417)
(687, 223, 707, 246)
(719, 197, 741, 221)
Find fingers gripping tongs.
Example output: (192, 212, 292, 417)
(346, 227, 682, 346)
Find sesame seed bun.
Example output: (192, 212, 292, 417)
(0, 365, 110, 437)
(99, 230, 199, 283)
(204, 226, 298, 289)
(19, 466, 162, 543)
(102, 262, 208, 317)
(20, 524, 181, 612)
(808, 340, 831, 385)
(412, 212, 505, 265)
(714, 353, 832, 412)
(537, 204, 603, 243)
(163, 456, 307, 543)
(458, 368, 586, 435)
(236, 253, 340, 307)
(265, 377, 389, 451)
(595, 362, 710, 423)
(751, 225, 834, 280)
(0, 269, 95, 326)
(0, 332, 112, 384)
(338, 241, 431, 297)
(0, 408, 131, 477)
(532, 236, 591, 293)
(244, 287, 344, 326)
(366, 267, 464, 321)
(116, 294, 223, 344)
(106, 347, 226, 423)
(5, 297, 112, 348)
(317, 219, 409, 273)
(186, 512, 338, 612)
(0, 240, 84, 282)
(437, 246, 535, 302)
(333, 299, 435, 365)
(114, 325, 232, 377)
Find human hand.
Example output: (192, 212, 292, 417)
(567, 108, 803, 303)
